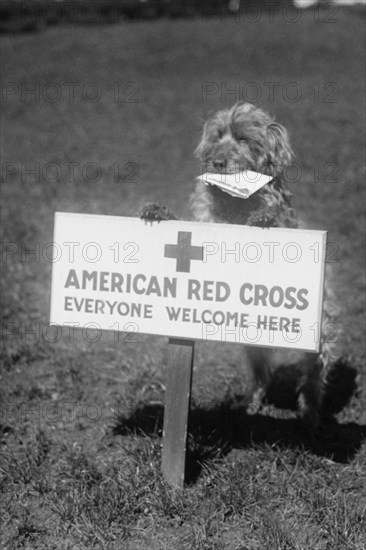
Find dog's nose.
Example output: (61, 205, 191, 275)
(213, 160, 227, 171)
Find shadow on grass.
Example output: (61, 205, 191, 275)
(113, 398, 366, 484)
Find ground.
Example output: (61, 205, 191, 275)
(1, 8, 366, 550)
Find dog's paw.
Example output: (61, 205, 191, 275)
(139, 202, 177, 222)
(247, 208, 280, 228)
(247, 387, 266, 415)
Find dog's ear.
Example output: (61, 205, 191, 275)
(266, 122, 293, 176)
(195, 130, 205, 159)
(194, 116, 217, 160)
(194, 116, 212, 160)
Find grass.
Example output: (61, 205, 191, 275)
(1, 9, 366, 549)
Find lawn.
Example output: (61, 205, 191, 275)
(1, 8, 365, 550)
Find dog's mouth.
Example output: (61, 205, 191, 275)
(209, 168, 238, 175)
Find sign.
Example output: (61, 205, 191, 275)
(50, 212, 326, 352)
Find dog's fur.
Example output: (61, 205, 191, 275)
(190, 102, 341, 425)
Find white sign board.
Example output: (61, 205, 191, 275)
(50, 213, 326, 351)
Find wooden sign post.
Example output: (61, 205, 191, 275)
(162, 339, 194, 489)
(50, 213, 327, 488)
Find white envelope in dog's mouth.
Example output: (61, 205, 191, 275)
(197, 170, 273, 199)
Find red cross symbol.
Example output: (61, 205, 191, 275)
(164, 231, 204, 273)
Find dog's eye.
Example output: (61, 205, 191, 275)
(239, 137, 247, 143)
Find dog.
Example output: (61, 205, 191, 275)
(141, 102, 353, 427)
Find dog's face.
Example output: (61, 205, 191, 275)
(196, 102, 293, 177)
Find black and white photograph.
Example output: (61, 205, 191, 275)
(1, 0, 365, 548)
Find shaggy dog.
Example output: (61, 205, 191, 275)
(189, 102, 343, 426)
(142, 102, 355, 426)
